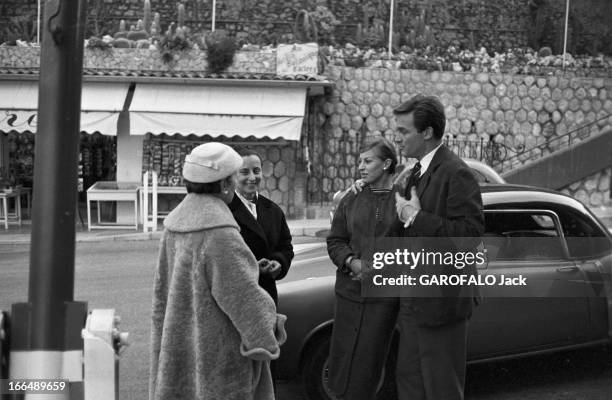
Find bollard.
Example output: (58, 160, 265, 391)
(82, 309, 129, 400)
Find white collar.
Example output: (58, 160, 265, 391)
(235, 191, 258, 218)
(418, 144, 443, 176)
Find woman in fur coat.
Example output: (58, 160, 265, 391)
(150, 142, 286, 400)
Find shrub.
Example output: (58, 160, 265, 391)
(205, 31, 237, 73)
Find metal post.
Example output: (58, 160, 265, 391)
(562, 0, 570, 70)
(37, 0, 41, 44)
(388, 0, 394, 57)
(10, 0, 88, 397)
(212, 0, 217, 32)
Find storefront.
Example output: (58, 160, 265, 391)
(0, 79, 127, 195)
(0, 72, 332, 223)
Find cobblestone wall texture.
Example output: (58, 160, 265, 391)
(0, 47, 275, 74)
(142, 137, 300, 216)
(560, 168, 611, 209)
(307, 65, 612, 204)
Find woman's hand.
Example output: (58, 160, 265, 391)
(349, 179, 367, 194)
(348, 258, 363, 281)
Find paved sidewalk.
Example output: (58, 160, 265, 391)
(0, 218, 331, 245)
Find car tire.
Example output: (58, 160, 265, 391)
(302, 334, 337, 400)
(301, 333, 397, 400)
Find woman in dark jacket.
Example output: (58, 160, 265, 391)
(326, 137, 400, 400)
(229, 148, 294, 305)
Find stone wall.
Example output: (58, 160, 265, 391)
(0, 47, 275, 74)
(560, 168, 611, 209)
(307, 65, 612, 203)
(142, 136, 303, 216)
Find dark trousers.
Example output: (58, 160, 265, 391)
(328, 296, 398, 400)
(395, 301, 468, 400)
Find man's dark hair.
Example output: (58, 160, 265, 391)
(359, 137, 398, 174)
(185, 178, 222, 194)
(393, 95, 446, 140)
(233, 146, 263, 163)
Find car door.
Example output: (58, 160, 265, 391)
(468, 209, 593, 359)
(554, 203, 612, 341)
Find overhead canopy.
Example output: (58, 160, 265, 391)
(129, 84, 307, 140)
(0, 81, 129, 135)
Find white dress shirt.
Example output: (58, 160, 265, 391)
(417, 143, 443, 177)
(235, 191, 258, 219)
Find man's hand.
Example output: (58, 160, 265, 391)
(349, 179, 367, 194)
(258, 258, 282, 279)
(395, 187, 421, 227)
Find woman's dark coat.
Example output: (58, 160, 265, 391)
(229, 194, 294, 304)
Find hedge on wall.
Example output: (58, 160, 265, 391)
(3, 0, 610, 54)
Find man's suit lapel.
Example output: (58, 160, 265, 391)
(416, 145, 450, 198)
(229, 196, 268, 244)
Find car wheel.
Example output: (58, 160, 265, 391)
(301, 333, 396, 400)
(302, 334, 337, 400)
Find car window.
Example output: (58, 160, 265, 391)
(554, 205, 612, 259)
(484, 211, 565, 262)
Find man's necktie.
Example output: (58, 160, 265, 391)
(404, 162, 421, 198)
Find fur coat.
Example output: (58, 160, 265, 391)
(149, 193, 286, 400)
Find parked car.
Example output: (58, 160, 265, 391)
(463, 158, 506, 184)
(329, 159, 505, 223)
(278, 184, 612, 400)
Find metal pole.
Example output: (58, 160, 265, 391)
(212, 0, 216, 32)
(37, 0, 41, 44)
(563, 0, 570, 70)
(10, 0, 88, 396)
(388, 0, 394, 57)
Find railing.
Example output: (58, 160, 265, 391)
(441, 113, 612, 173)
(442, 136, 524, 168)
(493, 113, 612, 172)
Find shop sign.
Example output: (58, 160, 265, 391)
(0, 111, 37, 132)
(276, 43, 319, 76)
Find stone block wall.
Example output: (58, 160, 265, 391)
(142, 136, 302, 216)
(560, 168, 611, 209)
(307, 65, 612, 203)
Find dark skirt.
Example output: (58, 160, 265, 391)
(328, 295, 398, 400)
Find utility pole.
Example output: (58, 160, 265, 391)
(10, 0, 88, 398)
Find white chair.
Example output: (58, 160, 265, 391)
(142, 170, 158, 232)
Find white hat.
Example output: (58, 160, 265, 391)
(182, 142, 243, 183)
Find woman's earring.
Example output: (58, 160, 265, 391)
(223, 190, 229, 194)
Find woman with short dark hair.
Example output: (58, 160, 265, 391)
(326, 137, 400, 400)
(229, 147, 294, 305)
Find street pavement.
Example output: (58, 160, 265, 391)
(2, 237, 612, 399)
(0, 238, 327, 400)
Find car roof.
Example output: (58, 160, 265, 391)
(480, 183, 589, 211)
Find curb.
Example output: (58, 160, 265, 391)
(289, 226, 329, 237)
(0, 224, 330, 245)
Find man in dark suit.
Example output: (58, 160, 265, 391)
(392, 95, 484, 400)
(228, 148, 294, 305)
